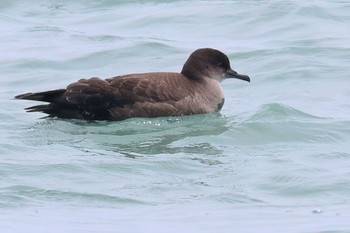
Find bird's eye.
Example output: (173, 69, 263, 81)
(217, 63, 224, 68)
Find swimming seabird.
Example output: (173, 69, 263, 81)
(15, 48, 250, 121)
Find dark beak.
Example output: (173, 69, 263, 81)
(226, 68, 250, 82)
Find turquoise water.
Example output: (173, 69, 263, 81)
(1, 1, 350, 232)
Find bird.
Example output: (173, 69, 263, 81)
(15, 48, 250, 121)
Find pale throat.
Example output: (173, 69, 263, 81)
(203, 77, 225, 100)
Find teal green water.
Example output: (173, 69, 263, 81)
(1, 1, 350, 232)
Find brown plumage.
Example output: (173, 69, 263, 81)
(15, 48, 250, 121)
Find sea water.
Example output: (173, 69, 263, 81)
(1, 1, 350, 232)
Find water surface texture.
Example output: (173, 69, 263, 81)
(1, 1, 350, 232)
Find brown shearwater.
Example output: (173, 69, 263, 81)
(15, 48, 250, 121)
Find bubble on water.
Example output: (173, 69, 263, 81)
(312, 209, 322, 214)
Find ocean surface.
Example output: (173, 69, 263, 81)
(1, 0, 350, 232)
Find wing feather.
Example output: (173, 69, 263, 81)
(59, 73, 193, 120)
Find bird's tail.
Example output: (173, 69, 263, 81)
(15, 89, 83, 118)
(15, 89, 66, 102)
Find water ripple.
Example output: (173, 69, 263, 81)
(0, 185, 147, 207)
(247, 103, 326, 122)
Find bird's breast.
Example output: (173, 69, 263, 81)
(175, 78, 225, 114)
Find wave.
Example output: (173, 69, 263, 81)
(246, 103, 326, 122)
(222, 103, 349, 145)
(0, 185, 147, 208)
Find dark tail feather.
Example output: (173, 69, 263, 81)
(24, 103, 83, 119)
(15, 89, 66, 102)
(16, 89, 83, 119)
(25, 104, 56, 113)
